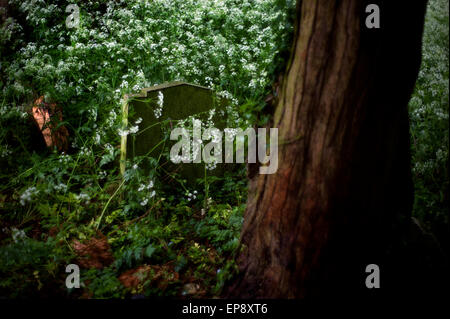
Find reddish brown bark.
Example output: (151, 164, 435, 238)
(226, 0, 427, 298)
(31, 96, 69, 152)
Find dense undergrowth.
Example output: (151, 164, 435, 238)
(0, 0, 447, 298)
(0, 0, 295, 298)
(409, 0, 449, 251)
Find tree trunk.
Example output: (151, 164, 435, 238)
(226, 0, 427, 298)
(0, 0, 9, 22)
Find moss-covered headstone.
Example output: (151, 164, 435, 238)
(121, 82, 227, 184)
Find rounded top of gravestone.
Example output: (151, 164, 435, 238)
(129, 81, 211, 98)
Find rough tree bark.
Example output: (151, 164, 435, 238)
(226, 0, 428, 298)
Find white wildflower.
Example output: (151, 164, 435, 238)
(11, 228, 26, 243)
(20, 186, 38, 206)
(129, 125, 139, 134)
(140, 198, 148, 206)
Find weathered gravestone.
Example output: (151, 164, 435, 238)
(121, 82, 229, 184)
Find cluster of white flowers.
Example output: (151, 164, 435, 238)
(105, 110, 117, 128)
(53, 183, 68, 193)
(139, 180, 156, 206)
(140, 198, 149, 206)
(3, 0, 295, 141)
(98, 170, 107, 180)
(409, 0, 449, 180)
(1, 0, 298, 217)
(75, 192, 90, 205)
(0, 145, 12, 158)
(58, 152, 71, 164)
(118, 119, 141, 136)
(119, 80, 129, 89)
(138, 180, 154, 192)
(79, 146, 92, 157)
(104, 143, 114, 154)
(118, 128, 129, 137)
(20, 186, 39, 206)
(206, 161, 217, 171)
(154, 91, 164, 119)
(129, 125, 139, 134)
(11, 227, 26, 243)
(186, 190, 198, 202)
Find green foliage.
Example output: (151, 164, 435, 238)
(193, 204, 244, 254)
(409, 0, 449, 241)
(0, 235, 68, 297)
(82, 267, 125, 298)
(0, 0, 447, 298)
(1, 0, 294, 297)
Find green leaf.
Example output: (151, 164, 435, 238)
(145, 244, 156, 258)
